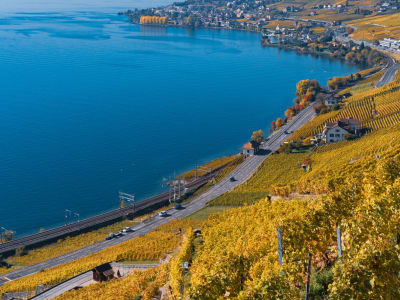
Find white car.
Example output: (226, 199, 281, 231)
(158, 211, 168, 217)
(123, 227, 134, 233)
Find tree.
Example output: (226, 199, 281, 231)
(295, 79, 320, 103)
(251, 130, 264, 145)
(271, 121, 276, 131)
(16, 246, 27, 257)
(276, 118, 283, 128)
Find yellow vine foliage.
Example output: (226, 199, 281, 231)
(189, 156, 400, 298)
(54, 264, 169, 300)
(169, 228, 195, 298)
(0, 219, 201, 295)
(291, 78, 400, 141)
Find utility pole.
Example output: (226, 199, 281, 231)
(305, 252, 312, 300)
(119, 191, 136, 213)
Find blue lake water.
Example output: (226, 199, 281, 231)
(0, 0, 361, 237)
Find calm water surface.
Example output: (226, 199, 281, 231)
(0, 0, 361, 236)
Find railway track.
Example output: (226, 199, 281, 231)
(0, 171, 218, 256)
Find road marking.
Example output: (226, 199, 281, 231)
(2, 276, 12, 282)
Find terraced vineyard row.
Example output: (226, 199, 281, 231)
(362, 111, 400, 130)
(291, 79, 400, 141)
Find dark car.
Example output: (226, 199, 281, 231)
(230, 176, 235, 182)
(174, 203, 183, 210)
(105, 233, 115, 240)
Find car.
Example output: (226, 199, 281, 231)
(105, 233, 115, 240)
(159, 211, 168, 217)
(229, 176, 235, 182)
(174, 203, 183, 210)
(123, 226, 134, 233)
(115, 231, 124, 237)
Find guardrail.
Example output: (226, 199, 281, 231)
(0, 168, 222, 256)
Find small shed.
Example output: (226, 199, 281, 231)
(92, 263, 115, 282)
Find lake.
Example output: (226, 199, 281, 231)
(0, 0, 361, 237)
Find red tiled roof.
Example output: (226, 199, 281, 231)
(242, 142, 254, 150)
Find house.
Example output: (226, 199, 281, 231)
(242, 142, 257, 157)
(322, 117, 359, 143)
(325, 95, 338, 106)
(92, 263, 115, 282)
(380, 38, 400, 50)
(301, 158, 312, 171)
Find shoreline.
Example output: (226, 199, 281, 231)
(2, 15, 371, 244)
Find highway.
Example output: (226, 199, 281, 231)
(0, 170, 217, 257)
(0, 104, 316, 293)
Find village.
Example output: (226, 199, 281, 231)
(122, 0, 400, 47)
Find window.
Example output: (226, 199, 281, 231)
(329, 134, 334, 137)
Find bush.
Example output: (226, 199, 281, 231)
(15, 246, 27, 257)
(309, 268, 333, 299)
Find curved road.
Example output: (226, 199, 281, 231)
(0, 105, 316, 293)
(376, 55, 400, 87)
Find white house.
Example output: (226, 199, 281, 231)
(322, 117, 359, 143)
(379, 38, 400, 50)
(242, 142, 256, 157)
(325, 95, 339, 106)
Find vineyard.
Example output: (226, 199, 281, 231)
(208, 123, 400, 207)
(290, 78, 400, 141)
(0, 219, 201, 295)
(54, 265, 169, 300)
(1, 219, 137, 276)
(188, 153, 400, 298)
(179, 154, 242, 180)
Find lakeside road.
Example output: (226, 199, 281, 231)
(332, 33, 400, 87)
(0, 105, 316, 292)
(376, 56, 400, 87)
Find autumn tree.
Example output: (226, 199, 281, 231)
(251, 130, 264, 145)
(295, 79, 320, 104)
(275, 118, 283, 128)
